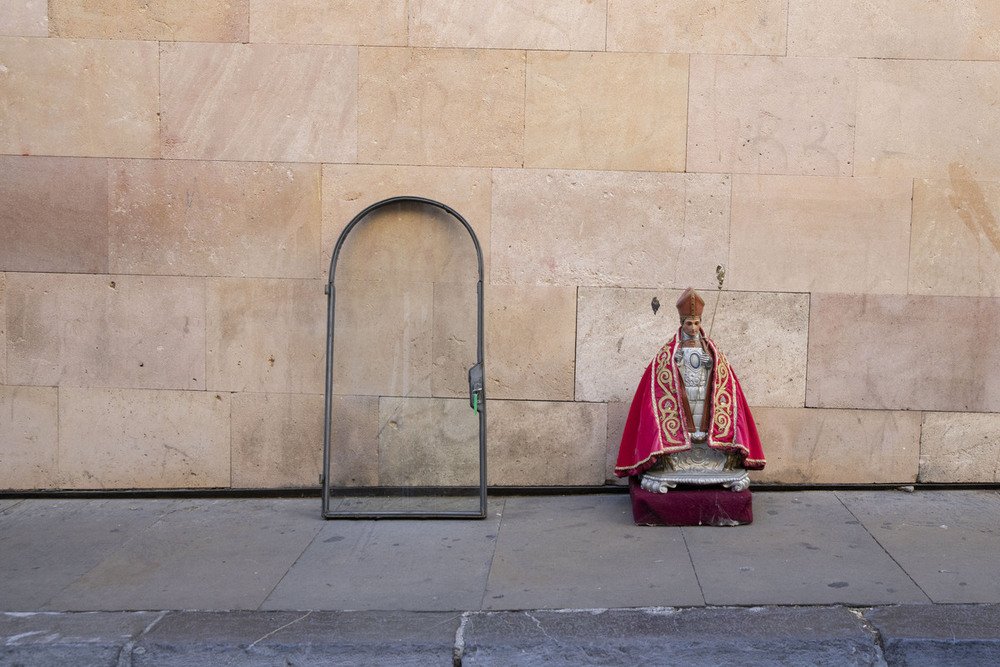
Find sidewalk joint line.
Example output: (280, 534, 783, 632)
(834, 491, 931, 603)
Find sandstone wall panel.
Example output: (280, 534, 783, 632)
(109, 160, 321, 279)
(525, 51, 688, 172)
(919, 412, 1000, 484)
(206, 278, 326, 394)
(0, 386, 58, 489)
(57, 387, 230, 489)
(486, 284, 577, 401)
(231, 392, 324, 488)
(160, 43, 358, 163)
(909, 175, 1000, 298)
(788, 0, 1000, 60)
(358, 47, 525, 167)
(50, 0, 249, 41)
(751, 407, 921, 485)
(323, 166, 490, 283)
(326, 280, 433, 398)
(576, 287, 808, 407)
(855, 59, 1000, 179)
(432, 283, 478, 399)
(807, 293, 1000, 412)
(378, 396, 480, 487)
(0, 156, 108, 274)
(410, 0, 607, 50)
(6, 273, 206, 390)
(605, 400, 629, 485)
(487, 400, 606, 486)
(607, 0, 787, 55)
(0, 273, 5, 384)
(0, 0, 47, 36)
(325, 394, 379, 487)
(0, 37, 159, 158)
(729, 175, 912, 294)
(250, 0, 406, 45)
(491, 170, 730, 287)
(687, 56, 857, 177)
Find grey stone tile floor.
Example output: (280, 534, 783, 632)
(2, 490, 1000, 664)
(1, 490, 998, 612)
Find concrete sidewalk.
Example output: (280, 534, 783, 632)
(2, 490, 999, 664)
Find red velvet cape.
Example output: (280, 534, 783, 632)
(615, 329, 765, 477)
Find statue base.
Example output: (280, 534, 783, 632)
(628, 477, 753, 526)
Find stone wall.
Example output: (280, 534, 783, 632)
(2, 1, 999, 490)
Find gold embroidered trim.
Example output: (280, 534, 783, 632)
(652, 336, 687, 451)
(709, 345, 736, 444)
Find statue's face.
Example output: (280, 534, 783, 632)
(682, 317, 701, 337)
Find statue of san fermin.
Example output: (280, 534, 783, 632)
(615, 286, 765, 526)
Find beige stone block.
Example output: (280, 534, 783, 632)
(432, 282, 479, 399)
(6, 273, 206, 390)
(687, 56, 857, 177)
(378, 396, 481, 487)
(160, 43, 357, 163)
(605, 401, 629, 485)
(709, 292, 810, 410)
(326, 394, 379, 487)
(0, 0, 47, 36)
(410, 0, 606, 51)
(491, 170, 730, 287)
(328, 280, 433, 397)
(0, 273, 5, 385)
(336, 280, 478, 402)
(729, 175, 912, 293)
(206, 278, 326, 394)
(58, 387, 230, 489)
(487, 400, 606, 486)
(0, 37, 158, 158)
(323, 165, 491, 283)
(577, 288, 683, 404)
(0, 156, 108, 274)
(919, 412, 1000, 484)
(607, 0, 786, 55)
(855, 59, 1000, 179)
(358, 47, 525, 167)
(486, 284, 576, 401)
(109, 160, 321, 279)
(0, 386, 58, 489)
(807, 293, 1000, 412)
(909, 174, 1000, 298)
(231, 393, 324, 488)
(576, 288, 808, 408)
(251, 0, 405, 45)
(788, 0, 1000, 60)
(751, 407, 921, 485)
(50, 0, 248, 41)
(525, 52, 688, 172)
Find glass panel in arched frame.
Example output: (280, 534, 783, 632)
(322, 197, 486, 518)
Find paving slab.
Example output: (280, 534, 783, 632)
(0, 499, 23, 512)
(133, 610, 461, 667)
(0, 499, 175, 610)
(839, 490, 1000, 603)
(460, 607, 881, 666)
(683, 492, 929, 606)
(46, 499, 322, 612)
(866, 604, 1000, 666)
(263, 500, 504, 611)
(0, 610, 164, 667)
(483, 495, 704, 610)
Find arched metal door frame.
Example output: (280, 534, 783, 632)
(321, 196, 487, 519)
